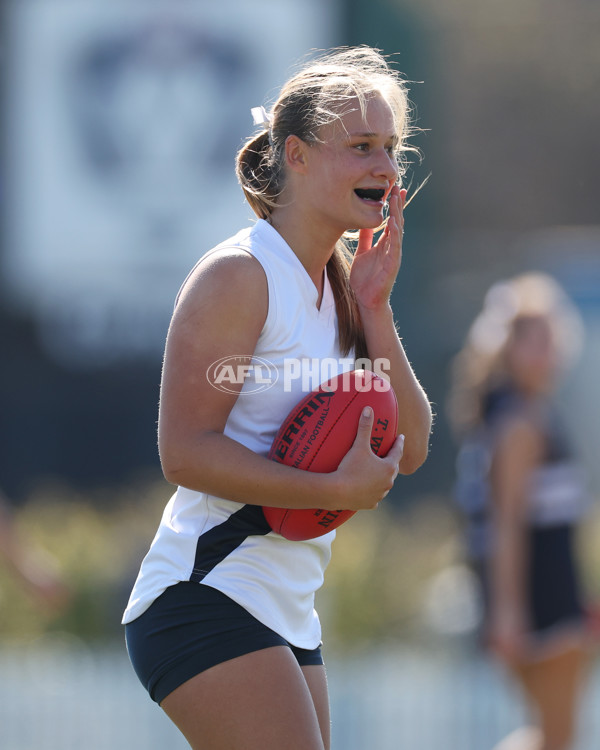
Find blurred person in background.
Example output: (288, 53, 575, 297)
(448, 272, 591, 750)
(122, 46, 431, 750)
(0, 489, 70, 615)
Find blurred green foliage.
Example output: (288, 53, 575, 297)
(317, 498, 460, 648)
(0, 478, 168, 642)
(1, 480, 599, 647)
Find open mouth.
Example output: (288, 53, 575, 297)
(354, 188, 386, 202)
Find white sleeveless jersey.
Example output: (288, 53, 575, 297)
(122, 219, 354, 648)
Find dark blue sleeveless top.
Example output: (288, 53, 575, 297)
(454, 386, 588, 562)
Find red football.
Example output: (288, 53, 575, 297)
(263, 369, 398, 541)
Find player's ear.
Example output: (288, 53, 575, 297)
(284, 135, 310, 175)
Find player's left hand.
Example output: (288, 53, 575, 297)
(350, 185, 406, 311)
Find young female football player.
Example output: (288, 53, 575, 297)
(450, 273, 589, 750)
(124, 46, 432, 750)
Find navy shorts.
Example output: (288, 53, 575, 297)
(528, 524, 584, 633)
(124, 582, 324, 704)
(474, 524, 585, 643)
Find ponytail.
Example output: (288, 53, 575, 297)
(236, 130, 281, 221)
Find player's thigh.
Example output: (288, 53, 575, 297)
(161, 645, 326, 750)
(302, 664, 331, 750)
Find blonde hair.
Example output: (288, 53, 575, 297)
(447, 272, 583, 434)
(236, 46, 415, 358)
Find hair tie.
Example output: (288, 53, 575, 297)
(251, 105, 271, 127)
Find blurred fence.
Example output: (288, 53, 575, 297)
(1, 639, 598, 750)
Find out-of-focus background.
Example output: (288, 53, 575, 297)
(1, 1, 599, 748)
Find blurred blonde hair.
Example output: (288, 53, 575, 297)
(236, 46, 416, 359)
(447, 272, 584, 434)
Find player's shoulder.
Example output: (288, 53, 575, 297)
(199, 244, 265, 280)
(176, 242, 267, 311)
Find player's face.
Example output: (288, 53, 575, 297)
(302, 95, 399, 232)
(506, 316, 559, 393)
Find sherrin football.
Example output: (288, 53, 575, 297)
(263, 369, 398, 541)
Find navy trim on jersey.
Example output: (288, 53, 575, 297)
(190, 505, 272, 583)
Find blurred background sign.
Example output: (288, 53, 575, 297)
(2, 0, 340, 367)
